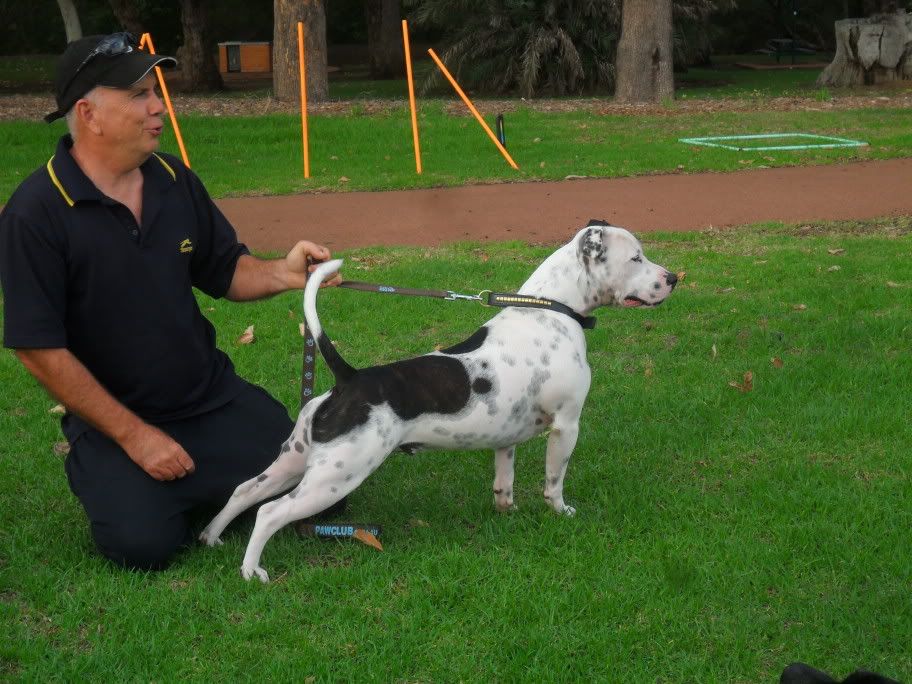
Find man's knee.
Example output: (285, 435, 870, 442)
(91, 517, 190, 571)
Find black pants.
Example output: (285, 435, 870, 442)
(63, 382, 294, 571)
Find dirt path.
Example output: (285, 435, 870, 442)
(217, 158, 912, 252)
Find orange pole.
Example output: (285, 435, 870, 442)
(401, 20, 422, 174)
(140, 33, 190, 168)
(297, 22, 310, 179)
(427, 49, 518, 170)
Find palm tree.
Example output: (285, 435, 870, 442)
(408, 0, 620, 97)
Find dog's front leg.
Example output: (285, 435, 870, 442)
(543, 421, 579, 516)
(493, 445, 517, 512)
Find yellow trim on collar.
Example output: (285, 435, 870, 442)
(152, 153, 176, 181)
(46, 157, 75, 207)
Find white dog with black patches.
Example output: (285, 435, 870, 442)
(200, 221, 677, 581)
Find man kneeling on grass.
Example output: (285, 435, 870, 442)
(0, 33, 342, 571)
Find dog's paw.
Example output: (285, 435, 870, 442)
(241, 564, 270, 583)
(198, 529, 223, 547)
(495, 500, 518, 513)
(560, 505, 577, 517)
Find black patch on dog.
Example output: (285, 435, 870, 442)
(312, 356, 472, 444)
(257, 474, 268, 482)
(441, 326, 488, 355)
(579, 226, 608, 269)
(472, 377, 492, 394)
(587, 218, 612, 227)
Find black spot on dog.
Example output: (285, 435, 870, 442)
(295, 442, 304, 453)
(312, 355, 472, 443)
(257, 474, 268, 482)
(472, 377, 492, 394)
(441, 326, 488, 355)
(587, 218, 612, 227)
(281, 443, 290, 453)
(335, 461, 344, 469)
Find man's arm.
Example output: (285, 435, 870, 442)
(15, 348, 195, 482)
(225, 240, 341, 302)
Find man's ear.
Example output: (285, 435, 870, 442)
(74, 96, 102, 135)
(577, 226, 608, 265)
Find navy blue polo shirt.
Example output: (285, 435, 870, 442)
(0, 135, 249, 425)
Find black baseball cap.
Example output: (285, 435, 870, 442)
(44, 32, 177, 123)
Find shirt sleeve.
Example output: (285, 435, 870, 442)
(185, 170, 250, 299)
(0, 210, 68, 349)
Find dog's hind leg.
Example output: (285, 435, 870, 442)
(199, 396, 326, 547)
(240, 443, 380, 582)
(493, 445, 518, 512)
(543, 415, 580, 516)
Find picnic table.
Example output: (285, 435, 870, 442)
(756, 38, 817, 64)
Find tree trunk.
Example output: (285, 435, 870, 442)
(614, 0, 674, 103)
(108, 0, 144, 37)
(817, 10, 912, 86)
(366, 0, 404, 79)
(56, 0, 82, 43)
(178, 0, 223, 91)
(274, 0, 328, 103)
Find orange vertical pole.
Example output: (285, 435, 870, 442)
(427, 48, 518, 170)
(401, 20, 422, 174)
(140, 33, 190, 168)
(297, 22, 310, 179)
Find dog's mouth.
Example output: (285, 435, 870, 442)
(623, 296, 651, 308)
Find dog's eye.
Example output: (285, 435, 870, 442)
(631, 255, 643, 263)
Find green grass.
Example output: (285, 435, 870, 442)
(3, 105, 912, 202)
(2, 218, 911, 680)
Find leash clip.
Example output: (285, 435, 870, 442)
(445, 290, 484, 302)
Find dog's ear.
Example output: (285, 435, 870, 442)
(578, 226, 608, 265)
(586, 218, 612, 227)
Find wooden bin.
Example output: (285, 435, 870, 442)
(218, 41, 272, 74)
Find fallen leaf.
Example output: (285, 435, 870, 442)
(237, 325, 255, 344)
(886, 281, 901, 288)
(827, 265, 841, 272)
(53, 441, 70, 456)
(771, 357, 784, 368)
(409, 518, 430, 528)
(711, 344, 718, 359)
(49, 404, 66, 414)
(676, 271, 687, 281)
(564, 174, 587, 180)
(299, 323, 307, 337)
(793, 304, 807, 311)
(729, 370, 754, 392)
(352, 529, 383, 551)
(288, 309, 296, 319)
(338, 176, 350, 183)
(827, 248, 845, 255)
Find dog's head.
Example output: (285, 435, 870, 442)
(576, 219, 677, 308)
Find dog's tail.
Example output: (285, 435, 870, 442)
(303, 259, 357, 383)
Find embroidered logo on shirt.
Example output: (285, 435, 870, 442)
(179, 238, 194, 254)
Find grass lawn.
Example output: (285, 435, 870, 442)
(2, 105, 912, 202)
(1, 218, 911, 681)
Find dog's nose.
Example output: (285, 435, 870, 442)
(665, 271, 678, 288)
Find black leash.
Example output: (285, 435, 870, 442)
(300, 279, 595, 408)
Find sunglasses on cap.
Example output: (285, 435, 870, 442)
(59, 32, 138, 100)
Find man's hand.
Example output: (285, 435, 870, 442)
(284, 240, 342, 289)
(121, 424, 196, 481)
